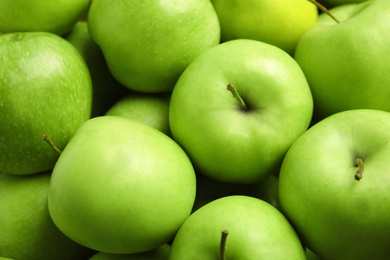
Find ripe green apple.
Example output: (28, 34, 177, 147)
(169, 39, 313, 184)
(0, 172, 95, 259)
(279, 109, 390, 259)
(294, 0, 390, 120)
(105, 92, 171, 136)
(0, 32, 92, 175)
(88, 0, 220, 93)
(65, 21, 128, 117)
(89, 244, 170, 260)
(48, 116, 196, 254)
(211, 0, 318, 55)
(0, 0, 90, 35)
(169, 195, 306, 259)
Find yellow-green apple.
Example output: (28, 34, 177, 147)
(211, 0, 318, 55)
(0, 32, 92, 175)
(279, 109, 390, 259)
(169, 39, 313, 184)
(87, 0, 220, 93)
(48, 116, 196, 254)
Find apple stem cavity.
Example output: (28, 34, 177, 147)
(308, 0, 340, 23)
(220, 229, 229, 260)
(354, 158, 364, 181)
(227, 83, 247, 111)
(42, 133, 62, 155)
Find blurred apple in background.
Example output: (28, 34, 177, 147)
(211, 0, 318, 55)
(169, 196, 306, 259)
(0, 172, 95, 259)
(65, 21, 128, 117)
(0, 0, 90, 35)
(0, 32, 92, 175)
(279, 109, 390, 259)
(88, 0, 220, 93)
(105, 92, 171, 136)
(169, 39, 313, 184)
(322, 0, 367, 7)
(48, 116, 196, 254)
(294, 0, 390, 121)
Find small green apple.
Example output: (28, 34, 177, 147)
(0, 0, 90, 35)
(279, 109, 390, 259)
(88, 0, 220, 93)
(169, 195, 306, 259)
(65, 21, 128, 117)
(294, 0, 390, 120)
(89, 244, 171, 260)
(211, 0, 318, 55)
(0, 31, 92, 175)
(105, 92, 171, 136)
(0, 172, 95, 259)
(48, 116, 196, 254)
(169, 39, 313, 184)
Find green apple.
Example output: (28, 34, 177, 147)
(0, 172, 95, 259)
(279, 109, 390, 259)
(65, 21, 128, 117)
(211, 0, 318, 55)
(322, 0, 367, 7)
(48, 116, 196, 254)
(0, 0, 90, 36)
(87, 0, 220, 93)
(89, 244, 170, 260)
(169, 39, 313, 184)
(105, 92, 171, 136)
(169, 195, 306, 259)
(294, 0, 390, 120)
(0, 32, 92, 175)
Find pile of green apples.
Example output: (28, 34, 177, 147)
(1, 0, 390, 259)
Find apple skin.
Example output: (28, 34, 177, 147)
(105, 92, 171, 136)
(279, 109, 390, 259)
(65, 21, 128, 117)
(87, 0, 220, 93)
(169, 39, 313, 184)
(89, 244, 171, 260)
(0, 172, 95, 259)
(294, 0, 390, 120)
(169, 195, 306, 259)
(48, 116, 196, 254)
(0, 32, 92, 175)
(0, 0, 90, 35)
(322, 0, 367, 7)
(211, 0, 318, 55)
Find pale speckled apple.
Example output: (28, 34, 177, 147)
(0, 0, 90, 36)
(87, 0, 220, 93)
(211, 0, 318, 55)
(169, 39, 313, 184)
(279, 109, 390, 260)
(48, 116, 196, 254)
(169, 195, 306, 259)
(0, 32, 92, 175)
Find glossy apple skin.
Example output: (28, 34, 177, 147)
(0, 172, 95, 259)
(0, 32, 92, 175)
(294, 1, 390, 120)
(105, 92, 171, 136)
(279, 109, 390, 260)
(0, 0, 90, 35)
(88, 0, 220, 93)
(169, 39, 313, 184)
(169, 195, 306, 259)
(48, 116, 196, 254)
(211, 0, 318, 55)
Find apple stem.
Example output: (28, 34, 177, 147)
(308, 0, 340, 23)
(220, 230, 229, 260)
(227, 83, 247, 111)
(354, 158, 364, 181)
(42, 133, 62, 155)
